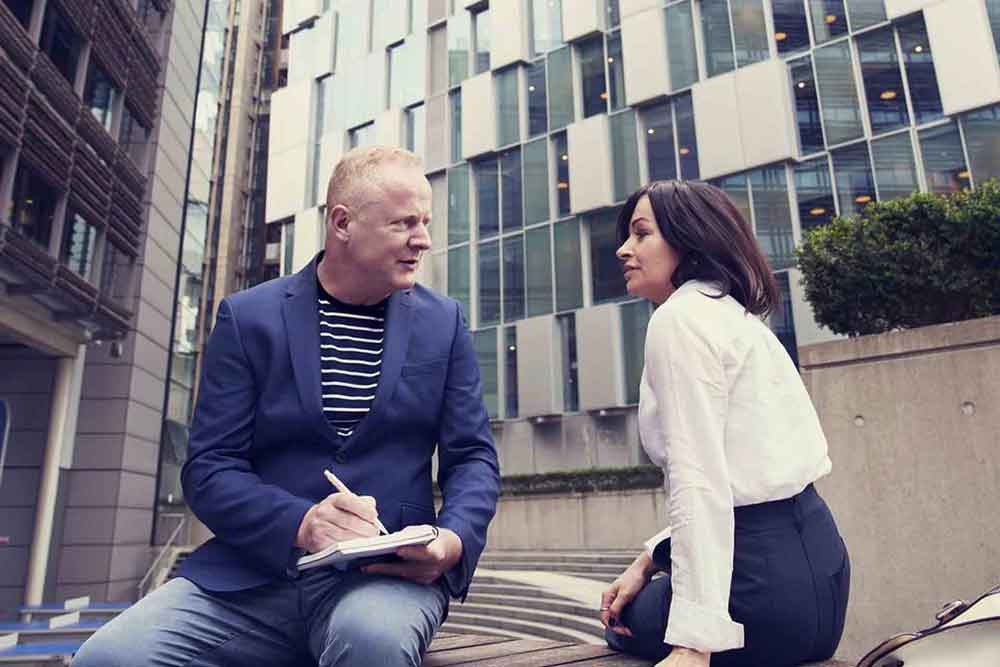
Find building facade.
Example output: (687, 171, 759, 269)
(270, 0, 1000, 476)
(0, 0, 218, 614)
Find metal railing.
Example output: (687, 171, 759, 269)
(137, 515, 188, 598)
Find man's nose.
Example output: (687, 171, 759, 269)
(411, 224, 432, 250)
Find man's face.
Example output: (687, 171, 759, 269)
(339, 163, 433, 295)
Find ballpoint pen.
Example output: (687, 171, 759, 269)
(323, 469, 389, 535)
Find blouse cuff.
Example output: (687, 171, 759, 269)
(643, 527, 672, 558)
(664, 594, 745, 653)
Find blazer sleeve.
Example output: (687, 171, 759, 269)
(181, 297, 314, 578)
(434, 303, 501, 600)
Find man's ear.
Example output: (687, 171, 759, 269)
(328, 205, 351, 242)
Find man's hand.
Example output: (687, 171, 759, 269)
(362, 527, 463, 585)
(655, 647, 711, 667)
(295, 492, 381, 553)
(601, 551, 658, 637)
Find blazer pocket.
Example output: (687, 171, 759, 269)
(399, 501, 437, 528)
(401, 358, 448, 376)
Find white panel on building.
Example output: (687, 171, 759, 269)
(884, 0, 937, 19)
(736, 59, 797, 172)
(269, 80, 314, 154)
(312, 11, 337, 78)
(381, 4, 409, 47)
(620, 0, 663, 18)
(786, 268, 841, 348)
(266, 145, 309, 223)
(376, 108, 404, 147)
(317, 130, 346, 207)
(490, 0, 529, 69)
(516, 316, 564, 418)
(425, 94, 449, 172)
(461, 72, 497, 159)
(568, 113, 614, 213)
(622, 7, 668, 107)
(576, 303, 626, 411)
(691, 72, 744, 180)
(562, 0, 602, 42)
(924, 0, 1000, 116)
(283, 0, 322, 34)
(293, 206, 325, 273)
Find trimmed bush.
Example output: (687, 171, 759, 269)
(797, 181, 1000, 336)
(499, 465, 663, 497)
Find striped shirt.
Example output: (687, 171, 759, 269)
(317, 281, 387, 438)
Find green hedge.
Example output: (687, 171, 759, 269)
(797, 181, 1000, 336)
(499, 465, 664, 497)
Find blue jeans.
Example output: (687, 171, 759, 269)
(72, 569, 449, 667)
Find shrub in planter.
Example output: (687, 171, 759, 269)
(796, 180, 1000, 336)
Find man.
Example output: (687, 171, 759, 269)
(74, 146, 501, 666)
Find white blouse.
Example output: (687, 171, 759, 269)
(638, 280, 832, 653)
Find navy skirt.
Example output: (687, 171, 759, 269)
(607, 484, 850, 667)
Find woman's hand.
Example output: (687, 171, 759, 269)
(600, 551, 658, 636)
(655, 647, 711, 667)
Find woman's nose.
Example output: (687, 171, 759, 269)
(616, 241, 630, 259)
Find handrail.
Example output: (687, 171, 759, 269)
(137, 515, 187, 598)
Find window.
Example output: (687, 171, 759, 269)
(473, 328, 499, 418)
(476, 157, 499, 238)
(845, 0, 886, 31)
(791, 57, 824, 154)
(388, 41, 405, 109)
(472, 8, 491, 74)
(856, 28, 909, 135)
(553, 131, 570, 216)
(525, 225, 553, 316)
(607, 32, 625, 112)
(61, 210, 98, 279)
(990, 0, 1000, 62)
(100, 241, 132, 304)
(500, 148, 523, 232)
(578, 36, 606, 118)
(479, 240, 501, 325)
(897, 16, 942, 125)
(714, 174, 753, 225)
(553, 218, 583, 311)
(675, 94, 700, 179)
(962, 104, 1000, 185)
(702, 0, 735, 77)
(405, 104, 425, 158)
(523, 138, 549, 225)
(588, 208, 627, 304)
(772, 0, 810, 54)
(814, 41, 864, 146)
(870, 131, 918, 201)
(496, 67, 520, 147)
(795, 158, 836, 232)
(620, 301, 650, 404)
(448, 164, 470, 244)
(449, 90, 462, 163)
(605, 0, 620, 28)
(119, 103, 151, 167)
(448, 12, 471, 86)
(526, 61, 548, 137)
(311, 78, 327, 205)
(282, 220, 295, 276)
(731, 0, 769, 67)
(770, 272, 799, 366)
(5, 0, 33, 28)
(749, 166, 795, 270)
(665, 2, 698, 90)
(610, 110, 639, 202)
(348, 122, 375, 149)
(809, 0, 848, 44)
(503, 235, 525, 321)
(39, 2, 83, 85)
(449, 246, 471, 315)
(557, 313, 579, 411)
(919, 122, 970, 194)
(9, 162, 58, 249)
(547, 47, 574, 129)
(831, 142, 876, 216)
(504, 326, 519, 418)
(531, 0, 563, 57)
(641, 103, 677, 181)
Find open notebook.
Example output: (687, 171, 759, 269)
(296, 524, 439, 571)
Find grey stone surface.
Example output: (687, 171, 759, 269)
(67, 470, 122, 507)
(4, 429, 47, 467)
(1, 507, 37, 545)
(0, 468, 41, 507)
(531, 421, 566, 474)
(61, 508, 117, 545)
(0, 546, 30, 586)
(493, 420, 534, 476)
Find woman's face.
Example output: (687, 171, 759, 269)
(616, 194, 681, 305)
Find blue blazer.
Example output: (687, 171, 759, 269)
(178, 257, 500, 597)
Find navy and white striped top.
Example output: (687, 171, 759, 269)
(317, 281, 387, 438)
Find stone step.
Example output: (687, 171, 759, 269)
(453, 602, 604, 640)
(19, 603, 127, 623)
(467, 582, 582, 600)
(465, 593, 598, 620)
(0, 640, 84, 665)
(443, 610, 603, 645)
(481, 551, 637, 566)
(477, 560, 624, 576)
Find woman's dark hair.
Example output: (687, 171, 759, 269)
(616, 180, 778, 317)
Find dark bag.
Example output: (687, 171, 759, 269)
(857, 584, 1000, 667)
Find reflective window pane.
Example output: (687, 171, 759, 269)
(448, 12, 471, 87)
(476, 158, 499, 238)
(792, 57, 824, 154)
(620, 300, 651, 404)
(809, 0, 848, 44)
(430, 173, 448, 248)
(772, 0, 810, 54)
(715, 174, 753, 226)
(84, 61, 119, 131)
(473, 328, 499, 418)
(527, 61, 548, 137)
(479, 240, 501, 325)
(990, 0, 1000, 61)
(831, 142, 877, 217)
(39, 3, 83, 84)
(554, 218, 583, 311)
(897, 16, 943, 125)
(919, 122, 970, 194)
(523, 138, 550, 225)
(473, 9, 491, 74)
(607, 32, 626, 112)
(666, 2, 698, 90)
(496, 67, 521, 147)
(548, 47, 574, 129)
(605, 0, 621, 28)
(870, 131, 918, 201)
(501, 148, 523, 231)
(641, 103, 677, 182)
(702, 0, 736, 77)
(771, 272, 799, 366)
(795, 158, 836, 233)
(589, 208, 627, 303)
(750, 166, 795, 270)
(814, 41, 865, 146)
(531, 0, 563, 56)
(611, 110, 640, 202)
(448, 164, 470, 244)
(962, 104, 1000, 185)
(675, 94, 700, 179)
(450, 90, 462, 163)
(504, 326, 519, 418)
(61, 212, 98, 279)
(448, 245, 470, 315)
(405, 104, 425, 159)
(579, 36, 607, 118)
(558, 313, 579, 411)
(845, 0, 886, 31)
(732, 0, 770, 67)
(553, 132, 571, 216)
(857, 28, 909, 135)
(526, 225, 553, 316)
(503, 235, 526, 321)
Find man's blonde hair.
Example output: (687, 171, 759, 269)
(325, 145, 423, 212)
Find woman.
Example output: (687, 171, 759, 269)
(601, 181, 849, 667)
